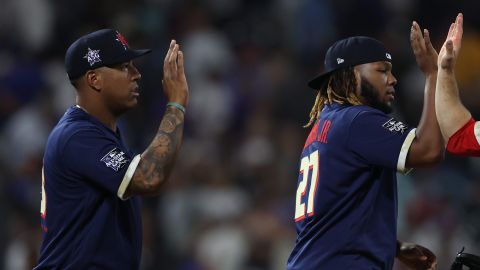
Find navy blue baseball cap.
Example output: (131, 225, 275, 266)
(308, 36, 392, 89)
(65, 29, 151, 80)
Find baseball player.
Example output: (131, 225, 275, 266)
(35, 29, 188, 269)
(287, 22, 445, 270)
(435, 14, 476, 156)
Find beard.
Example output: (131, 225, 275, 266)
(360, 79, 392, 114)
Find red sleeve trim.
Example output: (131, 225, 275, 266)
(446, 118, 480, 156)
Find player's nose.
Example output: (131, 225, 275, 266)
(129, 62, 142, 80)
(388, 73, 397, 86)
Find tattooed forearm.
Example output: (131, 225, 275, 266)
(127, 107, 185, 196)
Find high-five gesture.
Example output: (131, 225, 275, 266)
(410, 21, 438, 75)
(126, 39, 188, 198)
(438, 13, 463, 71)
(162, 39, 189, 107)
(404, 19, 444, 169)
(435, 13, 472, 142)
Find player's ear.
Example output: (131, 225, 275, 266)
(85, 70, 102, 92)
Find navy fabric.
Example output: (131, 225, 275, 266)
(35, 106, 142, 270)
(287, 103, 413, 270)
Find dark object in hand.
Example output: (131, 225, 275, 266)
(451, 247, 480, 270)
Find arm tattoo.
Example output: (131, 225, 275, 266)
(129, 107, 184, 195)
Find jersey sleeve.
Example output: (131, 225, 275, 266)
(61, 128, 140, 200)
(347, 109, 416, 173)
(446, 118, 480, 156)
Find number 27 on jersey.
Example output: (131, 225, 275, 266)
(294, 150, 319, 222)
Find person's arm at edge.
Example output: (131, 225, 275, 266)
(124, 40, 188, 198)
(435, 13, 471, 141)
(405, 21, 444, 168)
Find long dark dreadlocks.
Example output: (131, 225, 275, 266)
(305, 67, 362, 128)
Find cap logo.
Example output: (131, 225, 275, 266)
(386, 53, 392, 60)
(115, 31, 129, 50)
(83, 47, 101, 66)
(337, 58, 345, 64)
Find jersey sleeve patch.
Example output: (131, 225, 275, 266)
(348, 109, 414, 169)
(62, 129, 134, 195)
(447, 118, 480, 156)
(100, 148, 130, 171)
(382, 118, 409, 134)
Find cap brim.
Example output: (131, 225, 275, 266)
(130, 49, 152, 59)
(307, 70, 333, 90)
(109, 49, 152, 65)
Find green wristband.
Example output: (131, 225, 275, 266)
(166, 102, 186, 114)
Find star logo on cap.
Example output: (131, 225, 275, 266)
(83, 47, 101, 66)
(337, 58, 345, 64)
(386, 53, 392, 60)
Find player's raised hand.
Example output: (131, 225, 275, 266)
(397, 242, 437, 270)
(410, 21, 438, 76)
(162, 39, 189, 107)
(438, 13, 463, 71)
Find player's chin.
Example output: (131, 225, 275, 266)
(124, 98, 139, 110)
(378, 102, 393, 114)
(386, 101, 393, 109)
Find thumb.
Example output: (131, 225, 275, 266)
(440, 40, 456, 69)
(445, 40, 454, 56)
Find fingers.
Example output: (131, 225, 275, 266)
(164, 40, 175, 65)
(177, 51, 185, 75)
(424, 29, 435, 52)
(168, 44, 179, 67)
(410, 21, 429, 54)
(455, 13, 463, 37)
(410, 21, 422, 52)
(164, 39, 184, 79)
(163, 40, 176, 78)
(446, 23, 455, 41)
(453, 13, 463, 48)
(448, 13, 463, 43)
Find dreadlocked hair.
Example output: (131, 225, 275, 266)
(304, 66, 362, 128)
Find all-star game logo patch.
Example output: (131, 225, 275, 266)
(100, 148, 129, 172)
(382, 118, 408, 134)
(84, 47, 101, 66)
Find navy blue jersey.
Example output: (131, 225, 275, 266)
(287, 103, 416, 270)
(35, 106, 143, 270)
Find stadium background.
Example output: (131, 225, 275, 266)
(0, 0, 479, 269)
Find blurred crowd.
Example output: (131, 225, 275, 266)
(1, 0, 480, 269)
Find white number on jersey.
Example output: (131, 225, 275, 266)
(294, 150, 319, 222)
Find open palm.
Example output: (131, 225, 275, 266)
(439, 13, 463, 70)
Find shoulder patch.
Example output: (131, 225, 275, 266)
(100, 148, 129, 171)
(382, 118, 408, 134)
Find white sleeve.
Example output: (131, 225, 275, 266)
(117, 154, 141, 200)
(397, 128, 416, 174)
